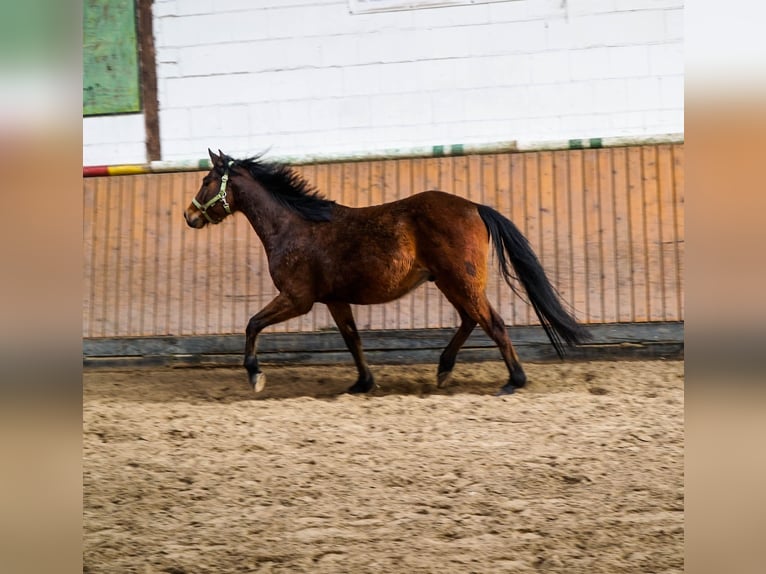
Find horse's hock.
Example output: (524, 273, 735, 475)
(83, 145, 684, 364)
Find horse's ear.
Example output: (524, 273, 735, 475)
(208, 148, 223, 170)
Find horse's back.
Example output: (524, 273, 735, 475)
(308, 190, 486, 304)
(399, 190, 487, 240)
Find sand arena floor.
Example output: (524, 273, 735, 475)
(83, 359, 684, 573)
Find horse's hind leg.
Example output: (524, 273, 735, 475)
(327, 302, 375, 394)
(479, 303, 527, 395)
(437, 309, 477, 387)
(436, 282, 526, 395)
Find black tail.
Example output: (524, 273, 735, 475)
(477, 204, 591, 358)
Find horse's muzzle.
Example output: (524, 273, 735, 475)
(184, 209, 205, 229)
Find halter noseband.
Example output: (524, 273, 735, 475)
(192, 160, 234, 223)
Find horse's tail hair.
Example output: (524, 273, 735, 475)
(477, 204, 591, 358)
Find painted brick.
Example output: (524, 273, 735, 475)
(345, 9, 415, 35)
(248, 134, 276, 156)
(664, 8, 683, 40)
(604, 10, 665, 46)
(250, 68, 344, 102)
(488, 0, 563, 22)
(625, 77, 662, 110)
(369, 93, 431, 128)
(529, 51, 571, 84)
(337, 97, 373, 129)
(463, 54, 532, 88)
(218, 0, 335, 11)
(563, 82, 596, 115)
(219, 105, 252, 136)
(591, 79, 630, 113)
(582, 10, 668, 46)
(465, 86, 530, 121)
(172, 0, 213, 16)
(378, 62, 421, 93)
(267, 4, 347, 39)
(417, 59, 457, 91)
(570, 48, 610, 81)
(654, 108, 683, 132)
(244, 70, 306, 103)
(189, 106, 221, 138)
(544, 16, 576, 51)
(83, 114, 144, 147)
(409, 3, 491, 28)
(285, 38, 325, 70)
(157, 14, 221, 47)
(478, 20, 548, 55)
(427, 26, 486, 59)
(276, 101, 313, 133)
(304, 68, 345, 99)
(608, 45, 650, 78)
(159, 12, 270, 48)
(611, 110, 645, 130)
(614, 0, 682, 11)
(566, 0, 617, 17)
(430, 91, 466, 123)
(159, 108, 192, 139)
(523, 115, 563, 139)
(308, 99, 342, 131)
(152, 1, 178, 18)
(526, 84, 567, 117)
(659, 75, 684, 108)
(178, 45, 242, 77)
(563, 113, 613, 137)
(86, 1, 685, 165)
(357, 30, 425, 64)
(649, 43, 684, 76)
(248, 102, 279, 134)
(320, 35, 361, 67)
(342, 65, 383, 96)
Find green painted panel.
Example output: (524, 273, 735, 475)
(83, 0, 140, 116)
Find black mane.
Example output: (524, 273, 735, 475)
(227, 154, 335, 222)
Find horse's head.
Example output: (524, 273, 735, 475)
(184, 149, 239, 228)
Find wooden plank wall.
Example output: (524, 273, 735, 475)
(83, 144, 684, 338)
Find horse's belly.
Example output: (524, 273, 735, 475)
(321, 265, 430, 305)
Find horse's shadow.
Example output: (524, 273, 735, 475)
(195, 370, 500, 403)
(83, 364, 507, 405)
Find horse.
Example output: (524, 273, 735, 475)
(184, 149, 590, 396)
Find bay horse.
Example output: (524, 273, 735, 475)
(184, 150, 590, 396)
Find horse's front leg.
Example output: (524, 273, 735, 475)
(244, 293, 312, 392)
(326, 302, 375, 394)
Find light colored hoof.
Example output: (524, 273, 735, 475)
(437, 371, 452, 388)
(252, 372, 266, 393)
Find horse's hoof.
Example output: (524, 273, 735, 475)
(251, 372, 266, 393)
(437, 371, 452, 388)
(494, 385, 516, 396)
(347, 378, 375, 394)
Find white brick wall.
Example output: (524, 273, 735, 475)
(83, 0, 684, 165)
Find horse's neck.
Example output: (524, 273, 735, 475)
(239, 182, 304, 254)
